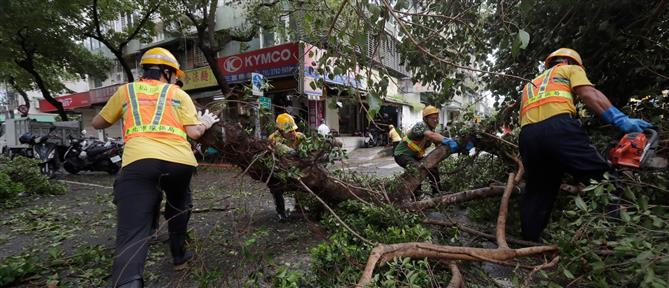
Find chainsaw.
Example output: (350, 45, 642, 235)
(607, 129, 665, 169)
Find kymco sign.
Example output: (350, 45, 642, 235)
(217, 43, 299, 83)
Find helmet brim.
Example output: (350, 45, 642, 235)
(176, 69, 185, 79)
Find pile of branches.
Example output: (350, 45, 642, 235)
(196, 111, 565, 285)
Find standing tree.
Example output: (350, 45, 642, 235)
(0, 0, 110, 120)
(80, 0, 162, 83)
(161, 0, 283, 97)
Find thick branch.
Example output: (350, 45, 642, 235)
(447, 262, 463, 288)
(496, 173, 515, 249)
(402, 185, 506, 211)
(356, 242, 557, 287)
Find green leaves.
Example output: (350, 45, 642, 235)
(511, 29, 530, 58)
(518, 29, 530, 49)
(574, 195, 588, 212)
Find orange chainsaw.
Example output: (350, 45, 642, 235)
(608, 129, 659, 169)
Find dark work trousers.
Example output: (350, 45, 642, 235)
(394, 153, 441, 196)
(151, 170, 194, 234)
(392, 141, 400, 153)
(110, 159, 195, 287)
(519, 114, 610, 241)
(268, 177, 294, 216)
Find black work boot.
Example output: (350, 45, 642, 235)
(273, 190, 288, 222)
(169, 232, 193, 271)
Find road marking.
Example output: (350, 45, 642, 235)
(58, 180, 113, 189)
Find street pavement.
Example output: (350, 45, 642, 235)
(331, 146, 403, 177)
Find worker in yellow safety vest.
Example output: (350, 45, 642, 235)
(388, 124, 402, 152)
(393, 106, 473, 198)
(92, 47, 220, 287)
(267, 113, 305, 221)
(518, 48, 652, 241)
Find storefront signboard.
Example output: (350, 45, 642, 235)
(182, 66, 218, 90)
(218, 43, 299, 84)
(39, 92, 91, 112)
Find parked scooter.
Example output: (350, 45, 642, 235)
(63, 130, 123, 175)
(363, 131, 378, 148)
(18, 127, 64, 178)
(363, 125, 384, 148)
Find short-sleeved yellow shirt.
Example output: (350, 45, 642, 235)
(268, 130, 304, 149)
(520, 65, 593, 126)
(98, 80, 201, 167)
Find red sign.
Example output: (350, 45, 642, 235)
(217, 43, 299, 75)
(39, 91, 91, 112)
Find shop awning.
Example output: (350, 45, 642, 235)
(383, 94, 424, 112)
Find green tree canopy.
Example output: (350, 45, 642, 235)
(0, 0, 110, 119)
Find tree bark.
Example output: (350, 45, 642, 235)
(14, 55, 67, 120)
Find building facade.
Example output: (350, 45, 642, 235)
(31, 2, 489, 148)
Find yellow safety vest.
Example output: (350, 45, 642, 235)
(122, 80, 188, 142)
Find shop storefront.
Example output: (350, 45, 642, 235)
(300, 42, 367, 135)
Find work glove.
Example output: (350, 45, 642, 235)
(197, 109, 220, 129)
(461, 140, 475, 154)
(441, 137, 458, 152)
(601, 107, 653, 133)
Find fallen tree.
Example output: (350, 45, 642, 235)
(197, 121, 489, 206)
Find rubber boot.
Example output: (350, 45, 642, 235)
(169, 232, 193, 271)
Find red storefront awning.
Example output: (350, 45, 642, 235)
(38, 91, 91, 112)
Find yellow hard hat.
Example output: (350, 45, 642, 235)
(276, 113, 298, 132)
(544, 48, 583, 68)
(140, 47, 185, 78)
(423, 105, 439, 117)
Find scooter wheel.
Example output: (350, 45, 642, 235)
(107, 165, 120, 175)
(63, 162, 80, 175)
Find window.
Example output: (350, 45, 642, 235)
(262, 30, 275, 47)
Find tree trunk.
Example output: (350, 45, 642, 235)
(16, 59, 68, 120)
(114, 49, 134, 83)
(199, 44, 230, 97)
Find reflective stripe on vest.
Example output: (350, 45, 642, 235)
(403, 136, 425, 157)
(520, 65, 574, 118)
(124, 82, 187, 141)
(125, 124, 188, 139)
